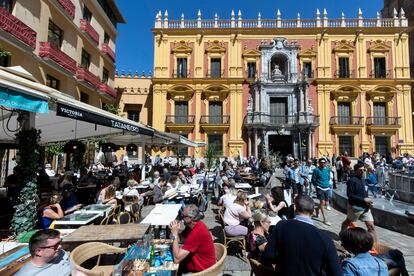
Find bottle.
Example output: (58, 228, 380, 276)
(149, 244, 155, 267)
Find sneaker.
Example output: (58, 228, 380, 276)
(323, 221, 332, 226)
(326, 205, 332, 211)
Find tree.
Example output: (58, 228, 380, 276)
(103, 103, 121, 115)
(10, 129, 41, 237)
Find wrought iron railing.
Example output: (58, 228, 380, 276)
(366, 116, 400, 126)
(165, 115, 195, 124)
(329, 116, 363, 125)
(200, 115, 230, 124)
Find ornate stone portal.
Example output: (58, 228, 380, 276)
(245, 37, 318, 159)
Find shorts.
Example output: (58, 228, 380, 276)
(316, 187, 330, 201)
(346, 204, 374, 222)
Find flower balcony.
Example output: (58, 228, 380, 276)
(39, 42, 77, 73)
(80, 19, 99, 44)
(99, 83, 117, 98)
(76, 67, 101, 89)
(0, 7, 36, 49)
(56, 0, 75, 19)
(101, 43, 115, 62)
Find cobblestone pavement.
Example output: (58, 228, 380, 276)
(142, 196, 414, 275)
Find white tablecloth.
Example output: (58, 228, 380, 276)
(235, 183, 252, 189)
(140, 204, 181, 226)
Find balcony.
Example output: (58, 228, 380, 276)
(206, 70, 225, 79)
(245, 70, 257, 80)
(101, 43, 115, 62)
(98, 83, 117, 99)
(245, 112, 298, 128)
(80, 19, 99, 45)
(171, 70, 190, 78)
(39, 42, 77, 74)
(366, 116, 401, 134)
(0, 7, 36, 49)
(76, 67, 101, 89)
(165, 115, 195, 132)
(329, 116, 363, 132)
(296, 113, 320, 127)
(369, 69, 392, 79)
(200, 115, 230, 132)
(334, 70, 355, 79)
(56, 0, 75, 19)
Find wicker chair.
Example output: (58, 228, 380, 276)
(218, 208, 246, 255)
(129, 203, 142, 222)
(117, 212, 131, 224)
(248, 258, 274, 276)
(374, 242, 401, 276)
(191, 243, 227, 276)
(122, 195, 139, 212)
(70, 242, 127, 276)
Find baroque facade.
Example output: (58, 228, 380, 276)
(152, 9, 414, 158)
(0, 0, 125, 108)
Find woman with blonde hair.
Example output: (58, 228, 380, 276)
(249, 210, 272, 263)
(102, 185, 117, 205)
(223, 190, 252, 236)
(40, 194, 64, 229)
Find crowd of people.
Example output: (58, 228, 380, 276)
(5, 150, 412, 275)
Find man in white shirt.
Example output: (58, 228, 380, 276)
(16, 229, 72, 276)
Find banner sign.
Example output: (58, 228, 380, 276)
(0, 86, 48, 113)
(56, 103, 154, 136)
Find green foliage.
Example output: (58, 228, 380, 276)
(103, 103, 121, 115)
(204, 144, 217, 170)
(11, 129, 41, 237)
(268, 150, 283, 170)
(45, 143, 64, 156)
(0, 44, 11, 57)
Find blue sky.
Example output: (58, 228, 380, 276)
(115, 0, 384, 74)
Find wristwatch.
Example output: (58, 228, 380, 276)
(171, 235, 177, 241)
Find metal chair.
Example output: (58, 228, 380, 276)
(129, 202, 142, 222)
(122, 195, 139, 212)
(117, 212, 131, 224)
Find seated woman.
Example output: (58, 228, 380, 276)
(102, 185, 118, 205)
(249, 209, 272, 264)
(217, 182, 237, 208)
(123, 177, 139, 197)
(265, 187, 291, 220)
(340, 227, 388, 276)
(60, 184, 82, 214)
(40, 195, 64, 229)
(223, 191, 252, 236)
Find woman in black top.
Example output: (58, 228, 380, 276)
(266, 187, 292, 219)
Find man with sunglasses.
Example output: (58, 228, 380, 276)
(311, 158, 331, 226)
(15, 229, 72, 276)
(340, 162, 377, 242)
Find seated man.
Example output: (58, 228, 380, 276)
(169, 204, 216, 273)
(16, 229, 72, 276)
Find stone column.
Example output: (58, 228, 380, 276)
(254, 129, 258, 157)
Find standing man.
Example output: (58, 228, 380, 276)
(15, 229, 72, 275)
(340, 163, 377, 241)
(169, 204, 216, 274)
(311, 158, 331, 225)
(265, 195, 341, 276)
(288, 158, 301, 197)
(342, 151, 352, 181)
(301, 159, 316, 197)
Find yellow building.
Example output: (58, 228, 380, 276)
(152, 9, 414, 158)
(0, 0, 125, 108)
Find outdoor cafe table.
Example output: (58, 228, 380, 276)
(75, 204, 113, 217)
(53, 212, 102, 229)
(140, 204, 181, 226)
(235, 182, 252, 191)
(0, 243, 30, 276)
(62, 223, 151, 244)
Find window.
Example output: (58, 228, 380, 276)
(127, 110, 140, 122)
(81, 48, 91, 69)
(209, 102, 222, 124)
(375, 136, 389, 155)
(374, 57, 387, 78)
(337, 102, 351, 125)
(175, 102, 188, 124)
(48, 21, 63, 48)
(83, 5, 92, 22)
(338, 57, 350, 78)
(80, 92, 89, 103)
(0, 0, 13, 13)
(46, 75, 60, 90)
(177, 58, 187, 78)
(210, 58, 221, 78)
(270, 97, 287, 124)
(247, 62, 256, 78)
(303, 62, 312, 78)
(0, 54, 10, 67)
(373, 102, 387, 125)
(208, 134, 223, 155)
(339, 136, 354, 157)
(104, 33, 110, 44)
(102, 67, 109, 84)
